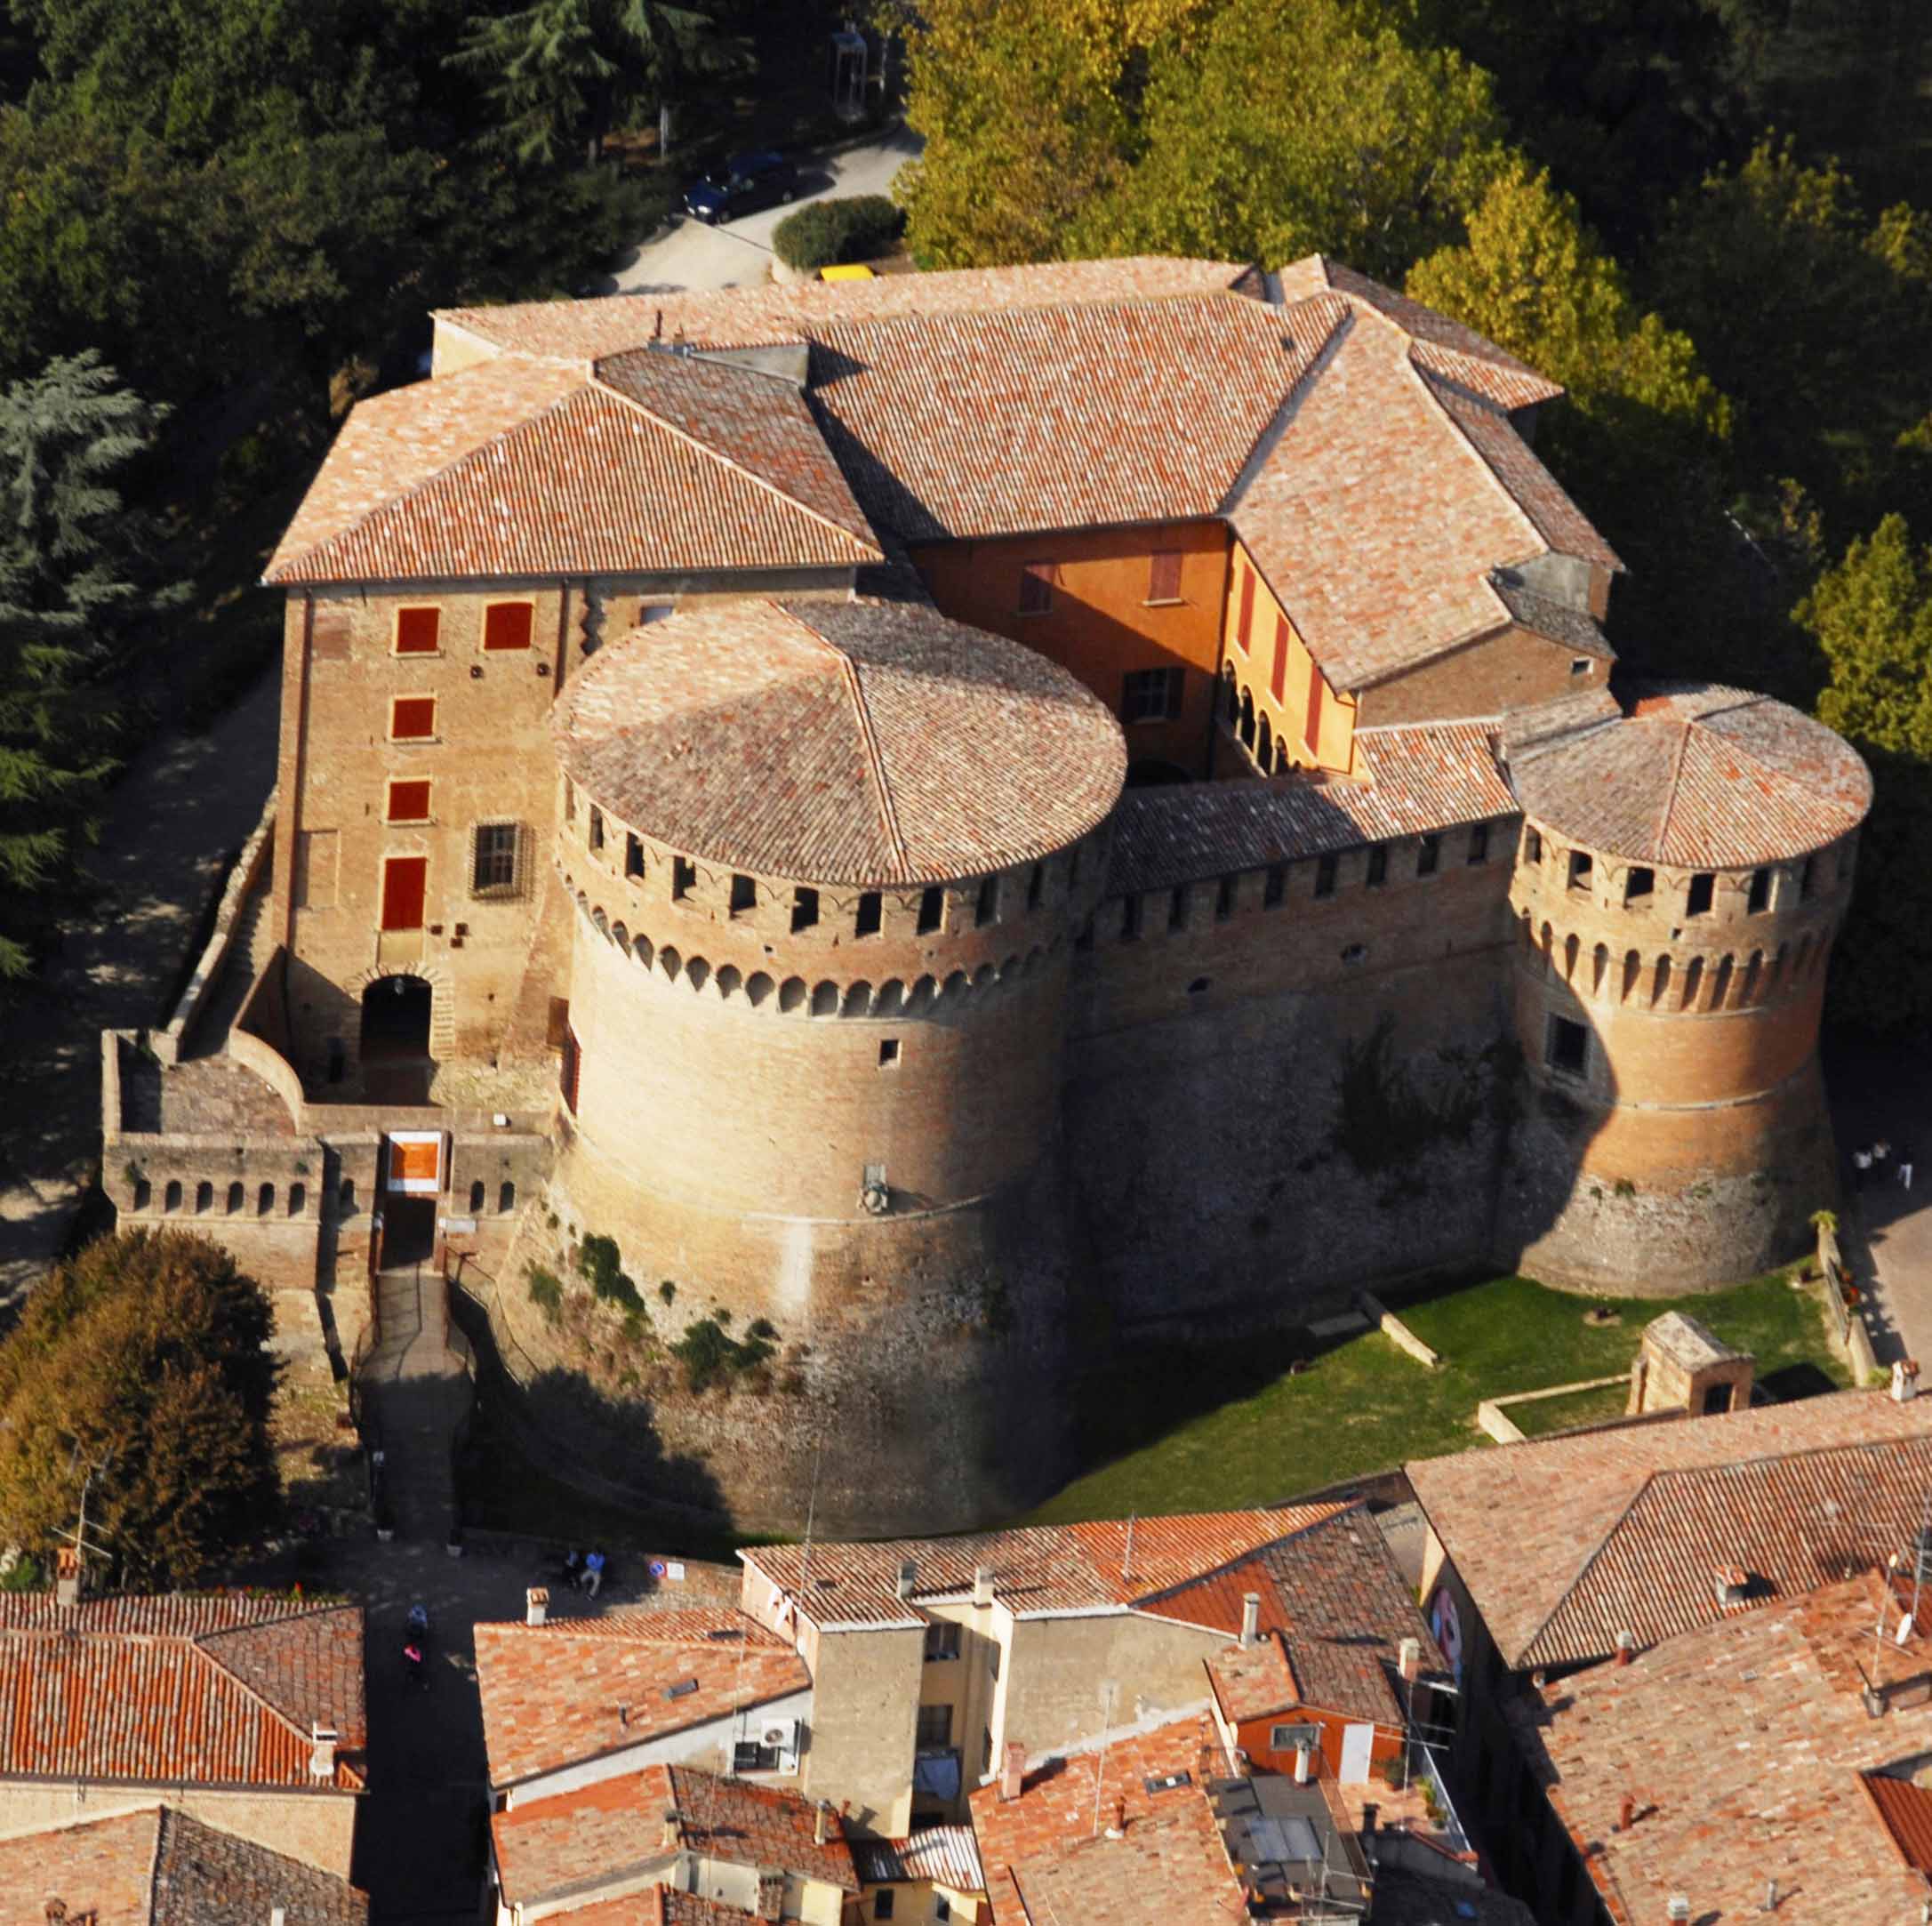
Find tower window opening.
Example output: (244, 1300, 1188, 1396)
(878, 1039, 901, 1068)
(729, 873, 757, 916)
(917, 887, 944, 935)
(1366, 846, 1388, 888)
(625, 834, 645, 879)
(975, 876, 999, 927)
(857, 891, 883, 936)
(1625, 866, 1654, 903)
(1168, 886, 1190, 931)
(672, 857, 696, 901)
(1314, 854, 1336, 899)
(1687, 871, 1714, 917)
(1747, 867, 1770, 913)
(1545, 1015, 1589, 1078)
(1215, 875, 1237, 920)
(1417, 835, 1440, 878)
(791, 887, 820, 934)
(1567, 850, 1592, 891)
(1264, 864, 1287, 908)
(1570, 657, 1591, 677)
(1119, 895, 1142, 942)
(1800, 855, 1815, 901)
(588, 807, 604, 852)
(1026, 863, 1044, 911)
(1467, 823, 1490, 865)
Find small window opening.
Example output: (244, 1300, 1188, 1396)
(1168, 886, 1189, 931)
(878, 1039, 901, 1068)
(1314, 854, 1336, 899)
(288, 1183, 306, 1216)
(975, 876, 999, 927)
(499, 1180, 517, 1213)
(1467, 823, 1490, 865)
(1263, 865, 1287, 908)
(1800, 855, 1815, 901)
(1417, 834, 1440, 877)
(1747, 867, 1770, 913)
(1570, 657, 1591, 677)
(1215, 875, 1237, 920)
(195, 1180, 212, 1215)
(917, 887, 943, 935)
(1545, 1015, 1589, 1076)
(1187, 975, 1210, 994)
(1366, 846, 1388, 888)
(1567, 850, 1593, 891)
(856, 891, 883, 936)
(588, 807, 604, 852)
(1026, 863, 1044, 911)
(1074, 916, 1095, 953)
(227, 1181, 244, 1214)
(1341, 943, 1367, 965)
(672, 857, 696, 901)
(132, 1178, 150, 1211)
(1625, 866, 1654, 903)
(339, 1178, 357, 1214)
(1119, 895, 1142, 942)
(1687, 871, 1714, 917)
(791, 887, 820, 933)
(625, 834, 645, 879)
(730, 873, 757, 916)
(257, 1182, 276, 1216)
(1525, 828, 1543, 864)
(164, 1180, 182, 1214)
(469, 1179, 485, 1214)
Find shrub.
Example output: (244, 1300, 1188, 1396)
(671, 1316, 778, 1394)
(771, 195, 905, 274)
(578, 1234, 645, 1315)
(526, 1265, 564, 1320)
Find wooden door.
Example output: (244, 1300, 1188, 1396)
(381, 855, 428, 931)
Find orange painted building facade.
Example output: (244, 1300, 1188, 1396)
(1217, 542, 1357, 778)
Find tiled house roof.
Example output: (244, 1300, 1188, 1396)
(265, 351, 880, 585)
(554, 598, 1126, 887)
(548, 1888, 798, 1925)
(1107, 720, 1518, 894)
(491, 1762, 859, 1909)
(0, 1593, 365, 1791)
(968, 1718, 1243, 1926)
(741, 1505, 1349, 1631)
(1515, 1577, 1932, 1926)
(1509, 682, 1872, 865)
(1488, 568, 1615, 659)
(0, 1805, 368, 1924)
(475, 1606, 808, 1789)
(851, 1824, 987, 1891)
(1407, 1389, 1932, 1669)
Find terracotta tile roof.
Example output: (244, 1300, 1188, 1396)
(851, 1824, 987, 1890)
(1368, 1865, 1539, 1926)
(1515, 1577, 1932, 1926)
(1487, 568, 1614, 660)
(1173, 1508, 1442, 1729)
(492, 1762, 858, 1908)
(968, 1718, 1244, 1926)
(265, 352, 880, 585)
(742, 1505, 1348, 1631)
(554, 598, 1126, 887)
(1866, 1771, 1932, 1874)
(0, 1805, 369, 1923)
(1274, 256, 1565, 412)
(807, 293, 1346, 542)
(1510, 681, 1873, 865)
(552, 1893, 755, 1926)
(1106, 720, 1518, 894)
(1407, 1389, 1932, 1670)
(0, 1593, 365, 1791)
(436, 258, 1266, 363)
(475, 1606, 808, 1789)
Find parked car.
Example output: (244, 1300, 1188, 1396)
(684, 150, 799, 224)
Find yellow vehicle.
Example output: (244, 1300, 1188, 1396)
(819, 262, 877, 283)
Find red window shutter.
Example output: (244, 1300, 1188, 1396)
(561, 1026, 582, 1113)
(395, 606, 441, 654)
(1304, 659, 1325, 758)
(386, 779, 431, 823)
(1148, 550, 1182, 602)
(380, 856, 428, 931)
(1271, 614, 1288, 702)
(391, 696, 436, 740)
(1237, 569, 1255, 652)
(484, 602, 535, 651)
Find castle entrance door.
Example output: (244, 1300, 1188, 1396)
(360, 975, 432, 1061)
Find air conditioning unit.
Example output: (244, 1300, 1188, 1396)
(760, 1718, 800, 1752)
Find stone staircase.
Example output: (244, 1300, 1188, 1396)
(358, 1263, 473, 1543)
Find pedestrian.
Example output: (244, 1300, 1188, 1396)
(403, 1639, 426, 1689)
(1854, 1145, 1873, 1192)
(1875, 1141, 1893, 1176)
(1901, 1146, 1915, 1192)
(582, 1547, 606, 1599)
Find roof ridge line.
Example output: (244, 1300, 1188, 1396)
(1653, 706, 1697, 860)
(588, 363, 880, 560)
(787, 604, 911, 874)
(146, 1803, 170, 1922)
(271, 373, 589, 581)
(191, 1632, 323, 1754)
(1409, 360, 1551, 562)
(1518, 1471, 1663, 1669)
(1218, 301, 1352, 520)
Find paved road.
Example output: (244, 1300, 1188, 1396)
(0, 671, 281, 1306)
(608, 125, 922, 294)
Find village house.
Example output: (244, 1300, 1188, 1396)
(850, 1825, 989, 1924)
(1406, 1384, 1932, 1919)
(0, 1565, 366, 1879)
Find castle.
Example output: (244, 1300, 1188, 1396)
(100, 255, 1871, 1534)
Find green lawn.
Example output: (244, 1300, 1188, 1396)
(1026, 1271, 1849, 1525)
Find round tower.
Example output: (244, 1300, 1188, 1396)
(1499, 684, 1871, 1290)
(536, 597, 1124, 1534)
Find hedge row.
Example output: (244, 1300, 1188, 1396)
(772, 195, 906, 274)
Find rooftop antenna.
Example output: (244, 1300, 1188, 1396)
(53, 1450, 116, 1586)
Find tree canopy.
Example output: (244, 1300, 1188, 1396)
(0, 1230, 279, 1585)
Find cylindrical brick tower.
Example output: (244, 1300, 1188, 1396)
(540, 597, 1124, 1533)
(1498, 684, 1871, 1290)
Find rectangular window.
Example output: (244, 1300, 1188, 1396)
(917, 887, 944, 935)
(857, 891, 883, 936)
(923, 1620, 960, 1662)
(1687, 871, 1714, 916)
(1263, 864, 1287, 908)
(672, 857, 695, 901)
(1800, 855, 1816, 901)
(1747, 867, 1770, 913)
(381, 854, 428, 932)
(915, 1704, 952, 1748)
(1467, 823, 1490, 865)
(1119, 895, 1142, 941)
(483, 601, 534, 651)
(878, 1038, 901, 1068)
(1546, 1014, 1589, 1077)
(1314, 853, 1336, 899)
(1366, 846, 1388, 888)
(1237, 568, 1255, 652)
(560, 1024, 581, 1114)
(1570, 657, 1591, 677)
(386, 779, 431, 823)
(1417, 834, 1440, 878)
(791, 887, 820, 933)
(730, 873, 757, 916)
(395, 606, 441, 654)
(1567, 850, 1593, 891)
(1147, 550, 1183, 603)
(1525, 828, 1542, 864)
(975, 876, 999, 927)
(471, 823, 522, 898)
(1168, 886, 1189, 931)
(1625, 865, 1654, 903)
(875, 1891, 895, 1922)
(1304, 659, 1325, 758)
(1018, 560, 1055, 614)
(937, 1900, 951, 1924)
(588, 807, 605, 852)
(1215, 874, 1237, 920)
(1027, 864, 1045, 911)
(390, 696, 436, 741)
(1271, 614, 1289, 702)
(1121, 666, 1184, 724)
(625, 834, 645, 879)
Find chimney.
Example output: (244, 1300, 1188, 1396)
(1294, 1742, 1313, 1785)
(1000, 1740, 1026, 1802)
(1714, 1566, 1750, 1608)
(1615, 1630, 1637, 1666)
(309, 1724, 339, 1779)
(271, 1911, 286, 1926)
(1398, 1636, 1422, 1682)
(895, 1559, 917, 1601)
(661, 1807, 682, 1851)
(526, 1586, 549, 1628)
(1615, 1793, 1636, 1832)
(1239, 1593, 1261, 1649)
(55, 1546, 81, 1609)
(973, 1564, 994, 1608)
(1106, 1797, 1126, 1838)
(814, 1800, 831, 1847)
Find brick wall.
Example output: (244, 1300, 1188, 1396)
(1355, 623, 1605, 726)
